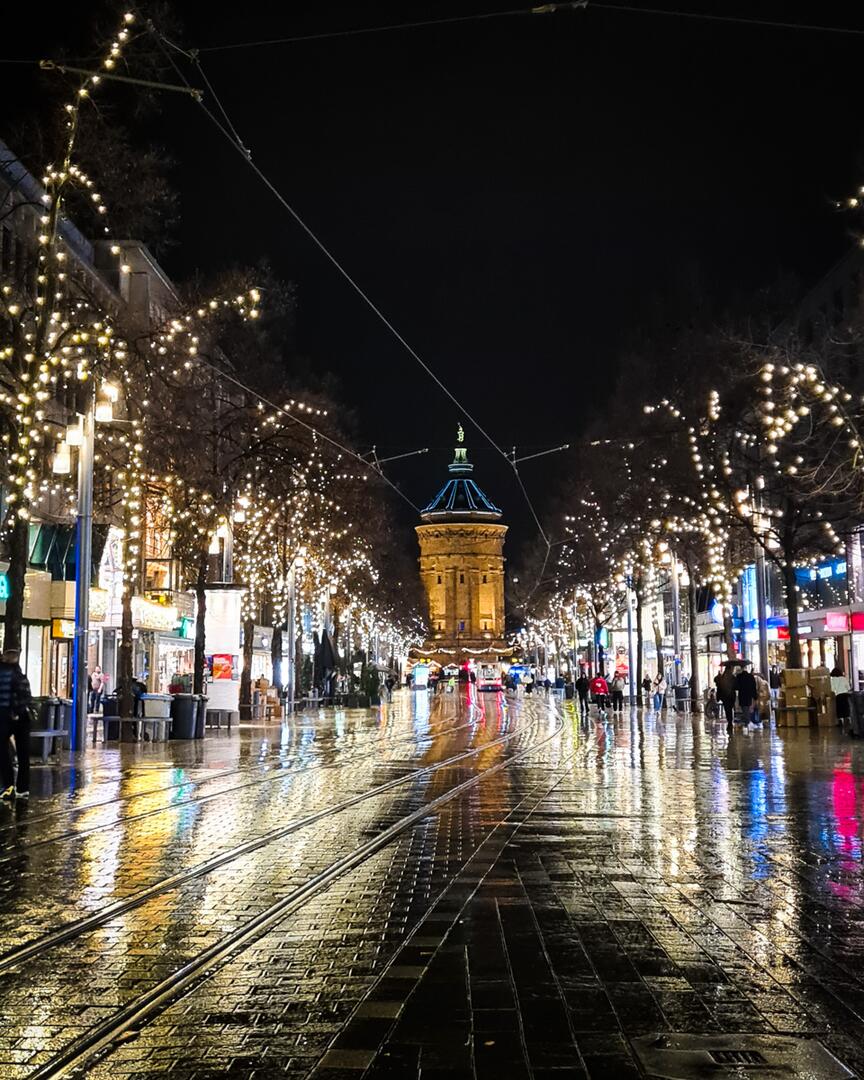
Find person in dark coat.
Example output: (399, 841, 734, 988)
(735, 665, 758, 724)
(0, 648, 32, 801)
(575, 674, 589, 714)
(714, 665, 738, 727)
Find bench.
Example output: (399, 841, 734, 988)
(29, 729, 65, 763)
(205, 709, 233, 732)
(118, 717, 171, 742)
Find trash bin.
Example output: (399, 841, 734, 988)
(564, 683, 575, 700)
(57, 698, 73, 748)
(101, 694, 121, 741)
(194, 695, 208, 739)
(170, 694, 196, 739)
(674, 686, 691, 711)
(33, 697, 58, 729)
(850, 692, 864, 737)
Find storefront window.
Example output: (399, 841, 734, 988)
(796, 558, 849, 611)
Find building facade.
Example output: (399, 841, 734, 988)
(415, 428, 510, 666)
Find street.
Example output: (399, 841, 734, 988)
(0, 694, 859, 1078)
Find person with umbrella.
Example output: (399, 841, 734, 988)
(714, 660, 738, 728)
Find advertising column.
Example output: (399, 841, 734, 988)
(204, 588, 242, 719)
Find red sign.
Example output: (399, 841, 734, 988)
(777, 626, 790, 641)
(825, 611, 850, 633)
(852, 612, 864, 632)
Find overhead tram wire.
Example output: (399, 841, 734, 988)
(181, 2, 864, 56)
(192, 353, 423, 515)
(152, 28, 554, 568)
(195, 5, 586, 52)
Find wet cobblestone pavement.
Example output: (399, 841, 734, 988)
(4, 692, 864, 1077)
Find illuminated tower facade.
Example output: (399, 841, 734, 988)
(415, 426, 509, 664)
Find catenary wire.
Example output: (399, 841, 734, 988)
(187, 2, 864, 54)
(592, 3, 864, 36)
(152, 30, 553, 564)
(194, 352, 422, 514)
(195, 5, 565, 52)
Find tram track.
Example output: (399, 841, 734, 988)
(0, 697, 454, 836)
(0, 704, 529, 976)
(28, 702, 564, 1080)
(0, 699, 480, 857)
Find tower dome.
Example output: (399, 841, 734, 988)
(420, 424, 502, 522)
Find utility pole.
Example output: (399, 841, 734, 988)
(70, 390, 95, 752)
(286, 562, 296, 709)
(625, 577, 636, 707)
(755, 544, 770, 678)
(670, 553, 681, 687)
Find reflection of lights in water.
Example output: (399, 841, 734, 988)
(412, 690, 430, 736)
(335, 711, 345, 738)
(746, 768, 770, 880)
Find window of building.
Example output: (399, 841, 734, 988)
(437, 575, 441, 584)
(459, 573, 464, 584)
(482, 574, 487, 583)
(459, 620, 465, 631)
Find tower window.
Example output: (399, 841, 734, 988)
(437, 575, 442, 584)
(482, 575, 487, 583)
(459, 573, 464, 584)
(459, 620, 465, 631)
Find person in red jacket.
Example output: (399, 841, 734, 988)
(589, 673, 609, 714)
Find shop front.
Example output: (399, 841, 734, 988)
(0, 565, 52, 694)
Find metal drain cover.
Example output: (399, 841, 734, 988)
(631, 1033, 854, 1079)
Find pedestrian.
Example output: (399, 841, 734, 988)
(652, 671, 667, 712)
(543, 677, 552, 694)
(88, 665, 104, 714)
(831, 666, 851, 727)
(714, 665, 737, 727)
(524, 673, 535, 695)
(575, 673, 589, 714)
(384, 675, 396, 701)
(735, 664, 758, 725)
(754, 670, 771, 724)
(610, 671, 626, 713)
(769, 664, 781, 704)
(0, 648, 32, 802)
(641, 675, 652, 707)
(590, 672, 609, 716)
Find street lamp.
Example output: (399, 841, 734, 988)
(54, 381, 123, 752)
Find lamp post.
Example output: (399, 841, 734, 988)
(670, 552, 681, 686)
(70, 390, 95, 752)
(625, 575, 636, 708)
(55, 382, 118, 752)
(284, 547, 306, 710)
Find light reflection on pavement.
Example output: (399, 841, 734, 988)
(1, 692, 864, 1078)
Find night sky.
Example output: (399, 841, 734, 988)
(4, 1, 864, 555)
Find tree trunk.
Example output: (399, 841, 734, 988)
(239, 616, 254, 719)
(782, 560, 802, 668)
(722, 605, 737, 660)
(119, 583, 134, 718)
(652, 617, 664, 677)
(193, 553, 207, 695)
(3, 516, 28, 652)
(271, 624, 283, 692)
(687, 576, 701, 711)
(634, 578, 644, 705)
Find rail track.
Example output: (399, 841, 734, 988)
(23, 701, 562, 1079)
(0, 696, 484, 857)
